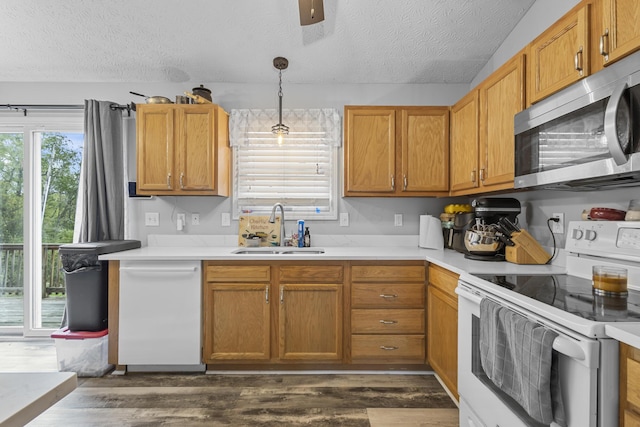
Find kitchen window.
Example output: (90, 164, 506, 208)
(230, 109, 341, 220)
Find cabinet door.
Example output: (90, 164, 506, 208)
(344, 107, 396, 194)
(450, 90, 479, 194)
(279, 284, 343, 361)
(400, 108, 449, 193)
(602, 0, 640, 66)
(136, 106, 174, 192)
(529, 5, 590, 103)
(203, 283, 271, 361)
(479, 54, 525, 190)
(177, 106, 217, 192)
(427, 285, 458, 400)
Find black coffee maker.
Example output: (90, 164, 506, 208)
(452, 197, 521, 261)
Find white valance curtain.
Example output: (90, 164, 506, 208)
(229, 108, 341, 147)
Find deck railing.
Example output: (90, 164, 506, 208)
(0, 244, 65, 297)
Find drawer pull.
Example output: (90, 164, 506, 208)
(379, 320, 398, 325)
(380, 345, 399, 351)
(379, 294, 398, 299)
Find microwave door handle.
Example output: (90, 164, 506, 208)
(604, 82, 630, 166)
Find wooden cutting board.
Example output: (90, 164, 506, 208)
(238, 215, 281, 247)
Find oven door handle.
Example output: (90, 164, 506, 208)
(457, 284, 586, 361)
(552, 336, 585, 361)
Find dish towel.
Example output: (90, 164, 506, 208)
(479, 298, 566, 426)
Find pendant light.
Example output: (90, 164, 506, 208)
(271, 57, 289, 145)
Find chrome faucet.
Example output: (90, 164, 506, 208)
(268, 203, 286, 246)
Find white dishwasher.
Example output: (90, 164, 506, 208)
(118, 260, 202, 366)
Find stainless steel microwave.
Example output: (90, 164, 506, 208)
(514, 51, 640, 190)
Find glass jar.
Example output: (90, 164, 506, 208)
(592, 265, 628, 297)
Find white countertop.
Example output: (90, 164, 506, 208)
(99, 233, 566, 277)
(0, 372, 76, 427)
(605, 324, 640, 348)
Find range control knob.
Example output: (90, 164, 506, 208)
(572, 228, 584, 240)
(585, 229, 597, 241)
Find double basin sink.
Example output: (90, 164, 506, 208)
(232, 247, 325, 255)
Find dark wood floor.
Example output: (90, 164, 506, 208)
(1, 340, 460, 426)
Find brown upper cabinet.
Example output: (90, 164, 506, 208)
(344, 106, 449, 197)
(449, 90, 480, 195)
(599, 0, 640, 67)
(529, 4, 590, 103)
(136, 104, 230, 196)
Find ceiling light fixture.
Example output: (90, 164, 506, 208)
(271, 56, 289, 145)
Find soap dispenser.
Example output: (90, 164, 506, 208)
(303, 227, 311, 247)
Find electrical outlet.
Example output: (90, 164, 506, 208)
(221, 212, 231, 227)
(340, 212, 349, 227)
(145, 212, 159, 227)
(394, 213, 403, 227)
(191, 213, 200, 225)
(551, 213, 564, 234)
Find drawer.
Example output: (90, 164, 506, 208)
(351, 265, 425, 282)
(352, 283, 424, 308)
(428, 264, 459, 298)
(279, 265, 343, 283)
(351, 309, 424, 334)
(205, 265, 270, 282)
(351, 335, 425, 361)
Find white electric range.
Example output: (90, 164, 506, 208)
(457, 221, 640, 427)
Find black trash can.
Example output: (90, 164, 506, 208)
(60, 240, 141, 331)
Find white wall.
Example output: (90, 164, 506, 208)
(2, 0, 631, 249)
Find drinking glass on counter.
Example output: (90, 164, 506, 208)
(592, 266, 628, 297)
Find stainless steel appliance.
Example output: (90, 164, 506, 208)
(457, 221, 640, 426)
(514, 50, 640, 190)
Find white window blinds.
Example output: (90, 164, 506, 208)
(230, 109, 341, 220)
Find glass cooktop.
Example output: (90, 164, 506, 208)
(474, 274, 640, 322)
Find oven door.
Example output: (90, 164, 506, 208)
(457, 282, 604, 427)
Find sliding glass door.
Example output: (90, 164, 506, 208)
(0, 118, 83, 336)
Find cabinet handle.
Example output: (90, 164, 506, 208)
(390, 175, 395, 190)
(280, 286, 284, 303)
(379, 294, 398, 299)
(574, 46, 584, 76)
(380, 345, 399, 351)
(167, 173, 172, 189)
(403, 174, 408, 191)
(379, 320, 398, 325)
(179, 173, 185, 189)
(600, 29, 609, 61)
(479, 168, 485, 182)
(265, 285, 269, 304)
(471, 170, 476, 183)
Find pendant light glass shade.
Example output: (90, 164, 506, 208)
(271, 57, 289, 144)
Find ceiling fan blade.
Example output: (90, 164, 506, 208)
(298, 0, 324, 26)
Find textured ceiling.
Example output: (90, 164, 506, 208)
(0, 0, 536, 84)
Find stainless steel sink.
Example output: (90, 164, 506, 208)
(231, 247, 325, 255)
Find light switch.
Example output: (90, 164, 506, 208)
(221, 212, 231, 227)
(340, 212, 349, 227)
(394, 214, 403, 227)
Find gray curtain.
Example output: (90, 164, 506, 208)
(77, 100, 124, 242)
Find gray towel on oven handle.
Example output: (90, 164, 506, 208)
(479, 298, 566, 426)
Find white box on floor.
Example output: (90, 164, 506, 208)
(51, 328, 113, 377)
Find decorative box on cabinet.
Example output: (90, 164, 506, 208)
(344, 106, 449, 197)
(350, 262, 426, 363)
(136, 103, 229, 196)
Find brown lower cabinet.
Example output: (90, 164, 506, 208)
(620, 342, 640, 426)
(427, 264, 459, 400)
(202, 261, 344, 364)
(350, 261, 427, 364)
